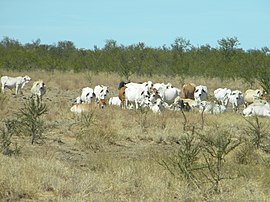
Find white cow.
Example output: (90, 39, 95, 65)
(108, 96, 122, 107)
(152, 83, 180, 105)
(126, 81, 153, 92)
(94, 85, 109, 102)
(159, 87, 180, 106)
(244, 89, 264, 106)
(153, 82, 172, 92)
(124, 81, 153, 109)
(194, 85, 208, 101)
(31, 80, 46, 101)
(197, 101, 227, 114)
(243, 102, 270, 117)
(214, 88, 231, 107)
(80, 87, 96, 103)
(125, 85, 150, 109)
(228, 90, 245, 112)
(1, 75, 31, 95)
(150, 98, 165, 114)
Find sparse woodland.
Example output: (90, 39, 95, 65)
(1, 37, 270, 201)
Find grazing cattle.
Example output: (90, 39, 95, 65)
(228, 90, 245, 112)
(243, 102, 270, 117)
(194, 85, 208, 101)
(180, 83, 196, 99)
(124, 81, 153, 109)
(124, 85, 150, 109)
(80, 87, 96, 103)
(1, 75, 31, 95)
(214, 88, 231, 107)
(94, 85, 109, 102)
(244, 89, 264, 106)
(31, 80, 46, 101)
(108, 96, 122, 107)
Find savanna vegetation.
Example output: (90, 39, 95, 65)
(1, 36, 270, 92)
(0, 36, 270, 201)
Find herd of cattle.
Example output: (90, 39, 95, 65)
(1, 75, 270, 117)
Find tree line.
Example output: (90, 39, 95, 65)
(0, 36, 270, 92)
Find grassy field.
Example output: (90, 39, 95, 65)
(1, 70, 270, 201)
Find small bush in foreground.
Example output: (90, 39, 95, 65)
(17, 97, 48, 144)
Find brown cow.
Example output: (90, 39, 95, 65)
(118, 86, 127, 109)
(70, 99, 106, 113)
(180, 83, 196, 99)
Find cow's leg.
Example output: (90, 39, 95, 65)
(125, 99, 129, 109)
(135, 100, 139, 110)
(1, 83, 5, 93)
(15, 84, 20, 95)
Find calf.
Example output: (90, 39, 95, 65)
(197, 101, 227, 114)
(228, 90, 244, 112)
(70, 100, 106, 113)
(31, 80, 46, 101)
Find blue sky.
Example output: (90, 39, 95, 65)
(0, 0, 269, 50)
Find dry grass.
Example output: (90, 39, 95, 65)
(0, 70, 270, 201)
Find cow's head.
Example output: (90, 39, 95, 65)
(23, 75, 31, 83)
(98, 99, 107, 109)
(255, 89, 264, 98)
(86, 91, 96, 100)
(231, 90, 242, 100)
(99, 86, 109, 99)
(194, 85, 208, 101)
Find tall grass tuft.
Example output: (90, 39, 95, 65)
(0, 119, 21, 156)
